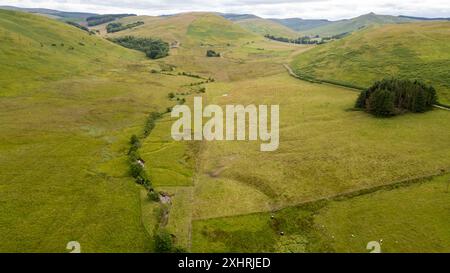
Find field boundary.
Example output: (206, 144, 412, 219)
(283, 64, 450, 110)
(194, 169, 450, 221)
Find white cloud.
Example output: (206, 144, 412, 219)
(1, 0, 449, 20)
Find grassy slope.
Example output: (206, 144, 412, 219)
(95, 13, 258, 45)
(292, 21, 450, 104)
(0, 10, 196, 252)
(270, 18, 332, 32)
(300, 13, 416, 37)
(93, 12, 450, 252)
(0, 10, 141, 95)
(235, 18, 301, 38)
(192, 174, 450, 253)
(186, 13, 258, 43)
(91, 14, 193, 42)
(2, 9, 449, 253)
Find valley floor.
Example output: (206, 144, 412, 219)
(1, 10, 449, 253)
(140, 39, 450, 252)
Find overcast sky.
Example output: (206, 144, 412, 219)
(1, 0, 449, 20)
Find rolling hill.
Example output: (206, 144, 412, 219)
(220, 13, 260, 21)
(0, 5, 97, 23)
(299, 13, 418, 37)
(270, 18, 332, 32)
(234, 18, 301, 38)
(0, 9, 142, 94)
(93, 12, 257, 44)
(291, 21, 450, 104)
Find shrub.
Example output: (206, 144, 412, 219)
(128, 150, 140, 163)
(128, 135, 141, 154)
(148, 190, 160, 202)
(129, 162, 144, 178)
(206, 50, 220, 57)
(356, 78, 437, 117)
(154, 229, 173, 253)
(136, 174, 151, 188)
(143, 112, 161, 137)
(129, 134, 141, 148)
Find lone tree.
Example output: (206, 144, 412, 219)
(356, 78, 437, 117)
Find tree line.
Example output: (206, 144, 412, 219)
(106, 21, 144, 33)
(109, 36, 169, 59)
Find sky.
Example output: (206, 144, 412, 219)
(0, 0, 449, 20)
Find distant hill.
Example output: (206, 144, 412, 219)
(0, 6, 136, 25)
(299, 13, 418, 37)
(399, 15, 450, 21)
(291, 21, 450, 104)
(220, 13, 260, 21)
(94, 12, 257, 44)
(0, 5, 97, 22)
(234, 18, 301, 38)
(270, 18, 332, 32)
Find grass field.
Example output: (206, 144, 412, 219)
(192, 174, 450, 253)
(191, 73, 450, 219)
(291, 21, 450, 104)
(1, 9, 449, 253)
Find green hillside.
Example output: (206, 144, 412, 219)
(234, 18, 300, 38)
(0, 5, 97, 23)
(0, 9, 191, 252)
(270, 18, 332, 32)
(1, 8, 449, 254)
(0, 9, 141, 95)
(301, 13, 416, 37)
(291, 21, 450, 104)
(186, 13, 258, 42)
(94, 13, 257, 45)
(220, 13, 260, 21)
